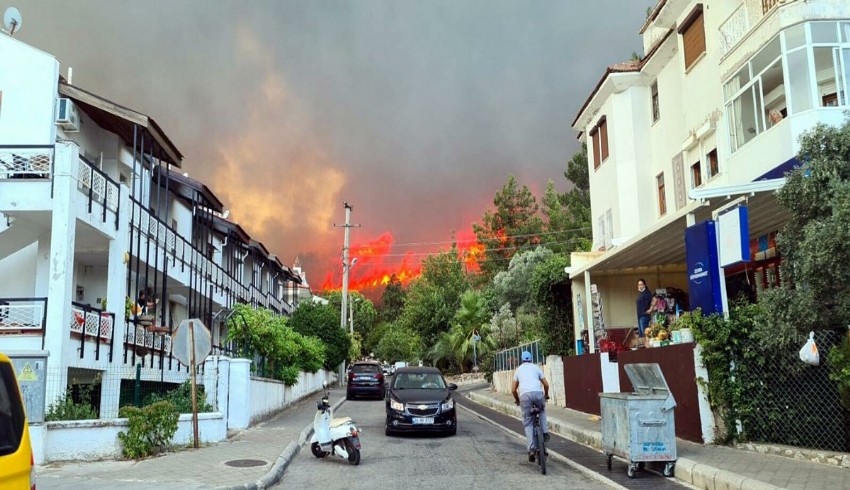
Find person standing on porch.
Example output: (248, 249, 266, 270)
(636, 279, 656, 348)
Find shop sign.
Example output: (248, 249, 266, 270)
(685, 220, 723, 315)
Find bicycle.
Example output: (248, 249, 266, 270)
(531, 405, 547, 475)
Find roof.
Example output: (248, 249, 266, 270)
(58, 82, 183, 167)
(571, 28, 675, 130)
(153, 167, 224, 212)
(395, 366, 441, 374)
(210, 214, 251, 243)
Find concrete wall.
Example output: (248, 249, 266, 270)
(0, 35, 58, 144)
(248, 369, 336, 424)
(37, 412, 226, 463)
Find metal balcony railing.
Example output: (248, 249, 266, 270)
(0, 145, 54, 179)
(70, 302, 116, 361)
(762, 0, 780, 14)
(77, 155, 121, 230)
(0, 298, 48, 348)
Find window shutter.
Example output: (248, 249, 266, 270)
(680, 6, 706, 69)
(599, 119, 609, 161)
(590, 128, 600, 168)
(702, 132, 717, 157)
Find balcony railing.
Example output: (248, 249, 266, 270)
(78, 155, 121, 230)
(0, 145, 53, 179)
(719, 2, 749, 56)
(0, 298, 47, 347)
(70, 302, 115, 361)
(762, 0, 780, 14)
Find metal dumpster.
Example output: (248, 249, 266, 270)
(599, 363, 677, 478)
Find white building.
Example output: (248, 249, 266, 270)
(569, 0, 850, 349)
(0, 32, 304, 422)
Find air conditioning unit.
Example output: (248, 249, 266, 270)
(55, 98, 80, 132)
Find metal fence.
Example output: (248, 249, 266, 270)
(493, 340, 544, 372)
(735, 330, 849, 452)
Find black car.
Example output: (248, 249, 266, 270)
(346, 361, 386, 400)
(385, 366, 457, 436)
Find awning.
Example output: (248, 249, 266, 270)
(570, 178, 789, 278)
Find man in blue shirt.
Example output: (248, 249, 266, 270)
(511, 351, 550, 462)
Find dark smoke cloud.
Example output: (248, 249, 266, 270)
(15, 0, 654, 285)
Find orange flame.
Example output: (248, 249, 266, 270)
(320, 229, 483, 294)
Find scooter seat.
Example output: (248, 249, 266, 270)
(330, 417, 352, 428)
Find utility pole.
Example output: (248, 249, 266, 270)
(335, 202, 360, 376)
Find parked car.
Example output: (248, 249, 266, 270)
(385, 366, 457, 436)
(346, 361, 385, 400)
(0, 352, 35, 489)
(381, 364, 395, 376)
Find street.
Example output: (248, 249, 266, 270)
(276, 395, 615, 489)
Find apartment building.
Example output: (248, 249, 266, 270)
(569, 0, 850, 350)
(0, 33, 304, 419)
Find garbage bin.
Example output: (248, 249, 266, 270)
(599, 363, 677, 478)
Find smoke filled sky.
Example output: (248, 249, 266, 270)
(16, 0, 654, 290)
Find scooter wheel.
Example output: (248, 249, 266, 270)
(345, 439, 361, 465)
(310, 442, 327, 458)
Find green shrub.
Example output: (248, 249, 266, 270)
(145, 381, 212, 413)
(118, 401, 179, 459)
(45, 385, 99, 421)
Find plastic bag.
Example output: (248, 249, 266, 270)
(799, 332, 820, 366)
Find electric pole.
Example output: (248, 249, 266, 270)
(335, 201, 360, 331)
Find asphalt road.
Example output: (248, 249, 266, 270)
(276, 395, 616, 489)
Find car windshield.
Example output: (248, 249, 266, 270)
(351, 364, 381, 374)
(393, 372, 446, 390)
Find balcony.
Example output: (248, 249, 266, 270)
(762, 0, 781, 14)
(69, 302, 115, 361)
(0, 297, 47, 337)
(0, 146, 53, 179)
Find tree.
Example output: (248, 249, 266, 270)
(288, 301, 350, 370)
(398, 248, 469, 355)
(473, 175, 544, 279)
(488, 302, 519, 349)
(530, 254, 573, 355)
(760, 119, 850, 337)
(559, 144, 593, 252)
(379, 274, 406, 322)
(374, 323, 420, 363)
(321, 290, 377, 356)
(492, 246, 555, 312)
(429, 290, 496, 372)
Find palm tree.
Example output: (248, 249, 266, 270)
(429, 290, 496, 372)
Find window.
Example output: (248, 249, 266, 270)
(589, 116, 609, 168)
(657, 173, 667, 216)
(651, 81, 660, 122)
(690, 161, 702, 188)
(707, 149, 719, 179)
(679, 5, 706, 70)
(605, 209, 613, 248)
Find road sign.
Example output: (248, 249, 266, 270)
(172, 319, 212, 367)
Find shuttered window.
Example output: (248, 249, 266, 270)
(679, 5, 706, 70)
(657, 173, 667, 216)
(589, 117, 609, 169)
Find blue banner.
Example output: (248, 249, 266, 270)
(685, 220, 723, 315)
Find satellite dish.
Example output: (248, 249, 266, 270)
(3, 7, 22, 36)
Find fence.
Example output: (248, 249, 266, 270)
(493, 339, 544, 371)
(0, 145, 53, 179)
(735, 330, 848, 452)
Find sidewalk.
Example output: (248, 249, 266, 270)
(466, 386, 849, 490)
(35, 392, 340, 490)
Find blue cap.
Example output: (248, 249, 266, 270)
(521, 351, 532, 362)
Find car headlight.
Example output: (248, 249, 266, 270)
(390, 399, 404, 411)
(441, 398, 454, 411)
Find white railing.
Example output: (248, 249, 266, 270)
(0, 300, 46, 332)
(124, 325, 172, 352)
(77, 157, 119, 211)
(0, 146, 53, 179)
(69, 306, 113, 339)
(719, 3, 749, 56)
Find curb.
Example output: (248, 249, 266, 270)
(465, 390, 785, 490)
(224, 389, 347, 490)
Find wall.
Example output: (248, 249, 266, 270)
(249, 369, 335, 424)
(38, 412, 226, 463)
(0, 242, 38, 296)
(0, 36, 58, 144)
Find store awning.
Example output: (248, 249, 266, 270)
(569, 178, 789, 278)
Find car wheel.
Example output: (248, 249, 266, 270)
(346, 391, 353, 400)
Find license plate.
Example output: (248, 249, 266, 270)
(412, 417, 434, 425)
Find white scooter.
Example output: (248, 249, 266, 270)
(310, 381, 362, 465)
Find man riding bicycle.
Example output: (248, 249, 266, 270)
(511, 350, 550, 462)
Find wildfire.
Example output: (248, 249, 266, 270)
(320, 229, 483, 293)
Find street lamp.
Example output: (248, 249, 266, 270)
(471, 330, 481, 372)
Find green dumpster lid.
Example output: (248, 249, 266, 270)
(624, 363, 676, 410)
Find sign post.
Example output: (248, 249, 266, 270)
(172, 319, 211, 449)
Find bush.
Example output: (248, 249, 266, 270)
(45, 385, 99, 421)
(117, 400, 179, 459)
(145, 381, 212, 414)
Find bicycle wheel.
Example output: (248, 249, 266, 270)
(535, 425, 547, 475)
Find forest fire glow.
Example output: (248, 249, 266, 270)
(320, 229, 482, 294)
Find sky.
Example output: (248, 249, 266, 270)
(13, 0, 655, 293)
